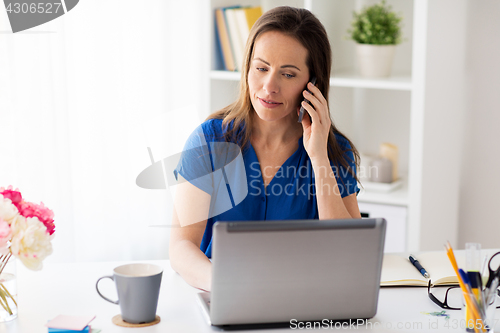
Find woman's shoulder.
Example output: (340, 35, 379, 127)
(199, 118, 225, 142)
(333, 132, 352, 150)
(200, 117, 246, 144)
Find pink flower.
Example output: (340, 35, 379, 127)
(18, 201, 55, 235)
(0, 218, 12, 255)
(0, 186, 23, 210)
(0, 194, 19, 224)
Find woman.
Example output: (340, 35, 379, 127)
(169, 6, 361, 291)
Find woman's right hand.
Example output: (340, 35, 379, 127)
(298, 82, 332, 163)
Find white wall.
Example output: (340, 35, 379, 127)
(458, 0, 500, 248)
(0, 0, 205, 263)
(419, 0, 467, 251)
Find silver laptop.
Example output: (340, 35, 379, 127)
(197, 218, 386, 328)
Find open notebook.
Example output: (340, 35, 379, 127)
(381, 251, 465, 286)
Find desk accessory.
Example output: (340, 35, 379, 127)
(46, 315, 95, 331)
(112, 314, 161, 328)
(48, 326, 90, 333)
(48, 328, 101, 333)
(445, 241, 494, 333)
(409, 254, 430, 279)
(96, 263, 163, 325)
(465, 243, 483, 330)
(381, 252, 464, 286)
(484, 251, 500, 306)
(0, 186, 56, 322)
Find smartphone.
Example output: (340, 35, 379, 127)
(298, 76, 317, 123)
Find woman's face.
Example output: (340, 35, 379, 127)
(248, 31, 310, 123)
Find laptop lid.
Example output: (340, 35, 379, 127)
(209, 218, 386, 326)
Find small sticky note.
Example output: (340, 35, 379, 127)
(48, 326, 90, 333)
(46, 315, 96, 331)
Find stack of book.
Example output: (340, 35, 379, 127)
(214, 6, 263, 72)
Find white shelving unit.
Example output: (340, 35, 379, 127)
(210, 70, 413, 90)
(357, 180, 409, 207)
(203, 0, 466, 251)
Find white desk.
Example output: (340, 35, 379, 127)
(1, 259, 498, 333)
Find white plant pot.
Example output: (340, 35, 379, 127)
(356, 44, 396, 78)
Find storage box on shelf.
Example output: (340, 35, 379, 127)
(204, 0, 466, 252)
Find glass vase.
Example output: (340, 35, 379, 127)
(0, 256, 17, 322)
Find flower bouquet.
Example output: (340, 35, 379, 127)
(0, 186, 55, 321)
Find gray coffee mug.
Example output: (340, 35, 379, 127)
(96, 263, 163, 324)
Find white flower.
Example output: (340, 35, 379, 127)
(10, 216, 53, 271)
(0, 219, 11, 255)
(10, 214, 27, 235)
(0, 194, 19, 224)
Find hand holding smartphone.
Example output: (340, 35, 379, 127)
(298, 76, 317, 123)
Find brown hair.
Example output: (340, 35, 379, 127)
(207, 6, 360, 184)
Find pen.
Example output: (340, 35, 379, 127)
(460, 269, 487, 331)
(459, 268, 472, 290)
(409, 254, 430, 279)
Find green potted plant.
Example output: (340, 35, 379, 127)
(346, 0, 403, 78)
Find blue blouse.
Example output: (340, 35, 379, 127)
(174, 119, 359, 258)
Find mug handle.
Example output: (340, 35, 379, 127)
(96, 275, 119, 304)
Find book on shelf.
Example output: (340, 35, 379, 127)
(380, 252, 465, 287)
(224, 7, 244, 72)
(215, 7, 236, 71)
(214, 6, 262, 72)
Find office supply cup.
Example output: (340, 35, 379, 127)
(462, 248, 500, 333)
(96, 264, 163, 324)
(428, 281, 500, 332)
(461, 289, 499, 333)
(461, 251, 500, 333)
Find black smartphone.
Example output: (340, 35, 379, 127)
(297, 76, 317, 123)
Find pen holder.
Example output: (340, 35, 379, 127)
(462, 289, 497, 333)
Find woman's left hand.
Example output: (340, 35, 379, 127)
(298, 82, 331, 162)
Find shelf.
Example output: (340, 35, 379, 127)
(330, 70, 413, 91)
(357, 178, 409, 207)
(210, 70, 413, 91)
(210, 70, 240, 80)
